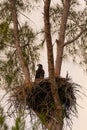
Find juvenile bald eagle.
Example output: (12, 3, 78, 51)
(35, 64, 45, 80)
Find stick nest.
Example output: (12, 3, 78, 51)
(10, 77, 79, 122)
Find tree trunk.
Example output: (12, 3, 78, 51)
(46, 118, 62, 130)
(44, 0, 63, 130)
(9, 0, 31, 87)
(55, 40, 63, 76)
(45, 110, 63, 130)
(55, 0, 71, 76)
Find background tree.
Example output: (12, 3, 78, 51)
(0, 0, 40, 90)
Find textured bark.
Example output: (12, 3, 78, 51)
(44, 0, 63, 130)
(44, 0, 54, 79)
(9, 0, 31, 87)
(55, 0, 71, 76)
(44, 109, 63, 130)
(46, 118, 62, 130)
(55, 40, 63, 77)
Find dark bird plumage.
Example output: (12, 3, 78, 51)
(35, 64, 45, 80)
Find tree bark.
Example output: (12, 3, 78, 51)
(9, 0, 31, 87)
(55, 0, 71, 76)
(44, 0, 63, 129)
(46, 118, 62, 130)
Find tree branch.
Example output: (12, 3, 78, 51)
(63, 28, 87, 47)
(55, 0, 71, 76)
(59, 0, 71, 44)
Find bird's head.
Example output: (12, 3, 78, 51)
(37, 64, 43, 69)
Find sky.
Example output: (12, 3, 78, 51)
(0, 0, 87, 130)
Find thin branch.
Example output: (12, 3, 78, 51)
(48, 115, 59, 123)
(63, 28, 87, 47)
(18, 10, 37, 28)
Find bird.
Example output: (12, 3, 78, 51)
(35, 64, 45, 80)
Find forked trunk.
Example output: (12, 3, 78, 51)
(44, 0, 63, 130)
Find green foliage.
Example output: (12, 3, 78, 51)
(0, 106, 8, 130)
(19, 23, 40, 70)
(0, 105, 26, 130)
(11, 116, 25, 130)
(0, 52, 23, 88)
(0, 1, 10, 21)
(0, 21, 9, 50)
(38, 111, 47, 124)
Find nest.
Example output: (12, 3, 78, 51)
(9, 77, 79, 125)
